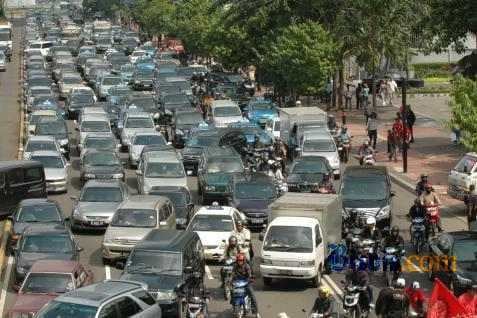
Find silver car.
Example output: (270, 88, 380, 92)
(119, 111, 156, 150)
(299, 130, 341, 178)
(81, 133, 119, 157)
(209, 100, 246, 127)
(97, 75, 123, 100)
(71, 179, 129, 231)
(128, 132, 167, 168)
(77, 113, 112, 150)
(30, 150, 69, 193)
(23, 135, 62, 160)
(102, 195, 176, 261)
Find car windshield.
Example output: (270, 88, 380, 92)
(22, 273, 74, 294)
(454, 156, 477, 174)
(214, 106, 241, 117)
(36, 122, 66, 136)
(127, 250, 181, 275)
(454, 239, 477, 262)
(176, 113, 203, 125)
(22, 235, 73, 253)
(186, 135, 217, 147)
(26, 141, 56, 152)
(31, 88, 51, 95)
(235, 183, 276, 200)
(145, 162, 185, 178)
(72, 94, 94, 103)
(125, 117, 154, 128)
(153, 192, 187, 207)
(62, 77, 81, 84)
(189, 214, 233, 232)
(102, 77, 122, 86)
(17, 204, 61, 222)
(111, 209, 157, 227)
(30, 114, 57, 124)
(206, 158, 244, 174)
(342, 177, 388, 200)
(31, 155, 64, 169)
(164, 94, 189, 104)
(292, 159, 328, 174)
(133, 134, 165, 146)
(264, 226, 313, 253)
(36, 301, 97, 318)
(81, 121, 110, 132)
(303, 140, 336, 152)
(81, 187, 122, 202)
(84, 152, 120, 166)
(84, 137, 116, 150)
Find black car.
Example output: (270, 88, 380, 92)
(428, 231, 477, 296)
(79, 150, 125, 185)
(181, 130, 220, 175)
(121, 230, 204, 317)
(65, 91, 95, 119)
(149, 186, 194, 229)
(13, 224, 81, 286)
(171, 110, 205, 148)
(286, 156, 333, 193)
(341, 166, 394, 229)
(229, 173, 278, 229)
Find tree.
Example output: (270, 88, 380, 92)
(449, 76, 477, 150)
(82, 0, 121, 18)
(133, 0, 175, 37)
(262, 22, 337, 99)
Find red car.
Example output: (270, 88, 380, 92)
(9, 260, 94, 317)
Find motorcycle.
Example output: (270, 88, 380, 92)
(231, 278, 255, 318)
(383, 247, 405, 287)
(425, 204, 440, 236)
(338, 138, 351, 163)
(222, 258, 235, 300)
(342, 283, 370, 318)
(361, 154, 375, 166)
(410, 217, 426, 254)
(178, 294, 209, 318)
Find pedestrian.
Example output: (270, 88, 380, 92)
(387, 129, 398, 162)
(405, 105, 416, 143)
(356, 83, 362, 109)
(464, 184, 477, 230)
(392, 117, 404, 153)
(344, 84, 352, 110)
(387, 78, 398, 106)
(362, 84, 370, 108)
(452, 125, 461, 144)
(367, 112, 378, 149)
(380, 80, 388, 106)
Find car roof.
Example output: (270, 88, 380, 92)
(30, 260, 80, 273)
(22, 224, 68, 235)
(136, 229, 197, 251)
(81, 114, 109, 121)
(195, 204, 236, 216)
(234, 172, 274, 184)
(303, 130, 333, 139)
(30, 150, 63, 157)
(19, 198, 58, 206)
(0, 160, 44, 171)
(84, 133, 116, 140)
(145, 151, 180, 163)
(31, 109, 57, 115)
(125, 111, 151, 118)
(203, 145, 240, 159)
(118, 195, 168, 209)
(56, 280, 146, 307)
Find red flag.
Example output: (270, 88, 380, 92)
(428, 278, 469, 317)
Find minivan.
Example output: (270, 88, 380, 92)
(0, 161, 46, 216)
(102, 195, 176, 262)
(121, 230, 204, 316)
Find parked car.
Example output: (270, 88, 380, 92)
(30, 150, 69, 193)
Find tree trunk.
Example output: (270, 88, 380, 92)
(332, 70, 338, 109)
(338, 66, 344, 110)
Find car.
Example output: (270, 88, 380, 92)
(65, 87, 96, 119)
(122, 37, 139, 55)
(30, 150, 69, 193)
(25, 86, 53, 109)
(197, 145, 245, 204)
(229, 173, 279, 229)
(58, 73, 83, 99)
(102, 195, 176, 262)
(182, 130, 220, 175)
(128, 132, 167, 168)
(428, 231, 477, 296)
(23, 135, 62, 160)
(35, 280, 161, 318)
(131, 66, 155, 90)
(107, 85, 132, 106)
(149, 186, 194, 229)
(187, 203, 246, 260)
(171, 110, 206, 147)
(27, 109, 59, 135)
(97, 75, 123, 100)
(209, 99, 245, 127)
(71, 180, 129, 231)
(159, 93, 192, 118)
(245, 98, 278, 127)
(35, 120, 70, 159)
(121, 230, 203, 316)
(119, 111, 157, 151)
(81, 133, 119, 157)
(286, 156, 333, 193)
(0, 50, 6, 71)
(120, 63, 134, 83)
(130, 49, 146, 64)
(77, 113, 112, 149)
(9, 198, 67, 246)
(341, 166, 394, 229)
(79, 150, 125, 185)
(9, 260, 94, 317)
(137, 150, 187, 194)
(13, 224, 81, 286)
(299, 130, 341, 178)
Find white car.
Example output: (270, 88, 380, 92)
(30, 150, 69, 193)
(27, 110, 58, 135)
(129, 49, 146, 64)
(187, 204, 246, 260)
(23, 136, 62, 160)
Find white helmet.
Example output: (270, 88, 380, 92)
(395, 278, 406, 288)
(412, 281, 420, 289)
(295, 100, 302, 106)
(366, 217, 376, 225)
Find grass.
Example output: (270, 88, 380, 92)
(424, 76, 452, 84)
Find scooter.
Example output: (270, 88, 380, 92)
(425, 204, 440, 236)
(342, 283, 370, 318)
(338, 139, 351, 163)
(231, 278, 255, 318)
(383, 246, 405, 287)
(410, 217, 426, 254)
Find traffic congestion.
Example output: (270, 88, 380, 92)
(0, 1, 475, 318)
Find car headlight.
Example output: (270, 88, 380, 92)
(112, 173, 123, 179)
(205, 185, 215, 191)
(376, 205, 391, 218)
(261, 258, 272, 265)
(176, 218, 187, 225)
(84, 173, 96, 178)
(456, 274, 473, 285)
(300, 260, 315, 267)
(156, 291, 175, 300)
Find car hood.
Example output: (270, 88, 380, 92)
(104, 226, 154, 242)
(83, 165, 122, 174)
(233, 198, 272, 211)
(120, 273, 181, 291)
(287, 173, 324, 184)
(18, 252, 75, 270)
(249, 109, 277, 120)
(44, 168, 67, 181)
(144, 177, 188, 189)
(78, 201, 121, 216)
(196, 231, 231, 247)
(11, 294, 57, 313)
(343, 199, 387, 209)
(214, 116, 244, 127)
(203, 173, 233, 186)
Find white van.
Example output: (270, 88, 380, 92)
(448, 152, 477, 200)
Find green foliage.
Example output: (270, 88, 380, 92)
(262, 22, 337, 95)
(449, 76, 477, 150)
(82, 0, 120, 18)
(412, 63, 452, 79)
(133, 0, 175, 36)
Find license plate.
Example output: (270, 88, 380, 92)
(91, 221, 104, 226)
(278, 270, 292, 275)
(251, 218, 263, 224)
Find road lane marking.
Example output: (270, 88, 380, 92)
(323, 274, 343, 298)
(205, 265, 214, 280)
(403, 256, 424, 273)
(0, 256, 14, 317)
(105, 265, 111, 280)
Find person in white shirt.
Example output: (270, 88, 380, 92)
(387, 79, 398, 106)
(366, 112, 378, 149)
(233, 220, 252, 260)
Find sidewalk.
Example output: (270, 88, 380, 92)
(330, 96, 467, 207)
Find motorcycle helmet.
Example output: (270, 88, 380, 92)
(236, 253, 246, 264)
(394, 278, 406, 288)
(391, 226, 399, 237)
(366, 217, 376, 226)
(318, 285, 331, 297)
(412, 281, 420, 289)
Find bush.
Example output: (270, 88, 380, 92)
(412, 63, 452, 79)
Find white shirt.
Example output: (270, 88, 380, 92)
(367, 118, 378, 131)
(388, 80, 397, 93)
(234, 228, 251, 246)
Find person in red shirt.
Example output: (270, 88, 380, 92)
(458, 284, 477, 315)
(405, 281, 425, 316)
(392, 117, 404, 152)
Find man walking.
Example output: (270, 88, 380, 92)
(405, 105, 416, 143)
(367, 112, 378, 149)
(344, 84, 353, 110)
(387, 78, 398, 106)
(356, 83, 362, 109)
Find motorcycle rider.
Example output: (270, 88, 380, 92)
(415, 174, 429, 196)
(345, 262, 372, 313)
(408, 198, 429, 238)
(328, 114, 337, 132)
(339, 126, 351, 143)
(311, 285, 334, 317)
(232, 253, 258, 316)
(382, 226, 405, 276)
(376, 278, 410, 318)
(405, 281, 425, 316)
(420, 183, 443, 232)
(233, 221, 252, 261)
(361, 217, 382, 271)
(221, 236, 242, 287)
(358, 141, 375, 165)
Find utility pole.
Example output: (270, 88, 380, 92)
(401, 76, 408, 173)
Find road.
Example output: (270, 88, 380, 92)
(0, 20, 470, 318)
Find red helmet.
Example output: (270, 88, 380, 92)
(236, 253, 246, 263)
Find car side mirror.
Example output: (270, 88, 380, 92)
(316, 237, 322, 246)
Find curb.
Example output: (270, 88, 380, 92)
(388, 170, 416, 194)
(0, 221, 12, 276)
